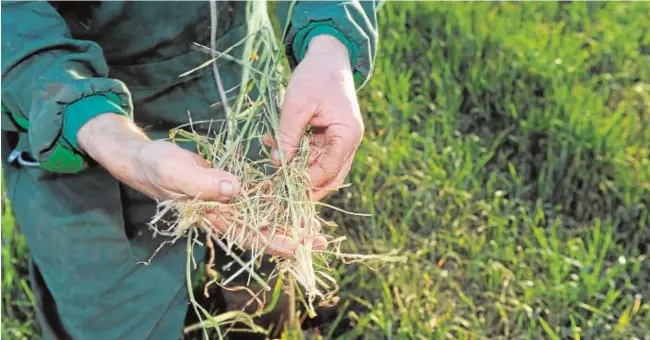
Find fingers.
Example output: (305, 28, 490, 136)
(262, 133, 277, 150)
(272, 88, 317, 165)
(311, 154, 353, 201)
(308, 127, 359, 191)
(256, 233, 327, 257)
(265, 126, 357, 200)
(206, 213, 327, 258)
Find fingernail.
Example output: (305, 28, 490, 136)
(271, 149, 280, 162)
(220, 181, 234, 197)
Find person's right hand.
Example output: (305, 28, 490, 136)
(77, 113, 240, 202)
(130, 140, 240, 201)
(77, 113, 325, 257)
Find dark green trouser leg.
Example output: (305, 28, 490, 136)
(6, 165, 292, 339)
(4, 155, 204, 339)
(29, 258, 72, 340)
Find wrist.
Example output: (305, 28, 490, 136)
(78, 113, 149, 169)
(62, 93, 131, 152)
(305, 35, 351, 69)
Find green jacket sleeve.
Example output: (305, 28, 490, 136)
(1, 1, 133, 173)
(277, 1, 379, 88)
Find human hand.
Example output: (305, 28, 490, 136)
(205, 212, 327, 257)
(270, 35, 364, 201)
(78, 113, 323, 256)
(133, 140, 326, 256)
(78, 113, 240, 202)
(130, 140, 240, 201)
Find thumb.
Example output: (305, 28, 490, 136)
(176, 153, 241, 201)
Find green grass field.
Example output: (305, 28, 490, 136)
(3, 2, 650, 339)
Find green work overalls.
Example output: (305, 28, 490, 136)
(1, 1, 377, 339)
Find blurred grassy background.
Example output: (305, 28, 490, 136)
(3, 2, 650, 339)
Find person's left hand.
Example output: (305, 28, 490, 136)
(270, 35, 364, 201)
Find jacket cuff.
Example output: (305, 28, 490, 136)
(293, 22, 358, 66)
(27, 77, 134, 174)
(280, 1, 378, 89)
(62, 92, 129, 151)
(291, 22, 365, 88)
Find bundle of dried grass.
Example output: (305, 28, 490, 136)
(145, 2, 404, 338)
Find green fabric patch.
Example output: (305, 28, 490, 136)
(62, 93, 129, 151)
(37, 92, 129, 174)
(12, 114, 30, 131)
(39, 139, 85, 174)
